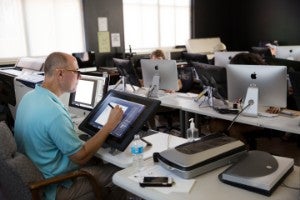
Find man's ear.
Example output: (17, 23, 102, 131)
(57, 69, 64, 78)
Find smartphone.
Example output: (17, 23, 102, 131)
(139, 176, 173, 187)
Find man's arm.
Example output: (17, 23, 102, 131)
(69, 105, 123, 165)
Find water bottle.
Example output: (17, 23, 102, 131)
(131, 134, 144, 171)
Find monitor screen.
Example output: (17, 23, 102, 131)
(182, 52, 209, 64)
(79, 90, 161, 151)
(140, 59, 179, 91)
(214, 51, 248, 67)
(275, 46, 300, 61)
(192, 62, 227, 99)
(72, 51, 96, 68)
(69, 75, 108, 111)
(226, 64, 287, 107)
(113, 58, 141, 87)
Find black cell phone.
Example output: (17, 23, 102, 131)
(139, 176, 173, 187)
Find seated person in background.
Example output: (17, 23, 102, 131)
(14, 52, 127, 200)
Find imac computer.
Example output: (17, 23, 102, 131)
(275, 46, 300, 61)
(214, 51, 248, 67)
(68, 75, 108, 116)
(226, 64, 287, 108)
(79, 90, 161, 151)
(140, 59, 179, 91)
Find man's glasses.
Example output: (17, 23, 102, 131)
(60, 68, 81, 78)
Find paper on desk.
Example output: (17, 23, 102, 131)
(129, 164, 195, 194)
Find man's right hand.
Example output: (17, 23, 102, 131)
(105, 105, 124, 133)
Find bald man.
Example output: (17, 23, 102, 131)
(15, 52, 127, 200)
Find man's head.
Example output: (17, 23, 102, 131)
(43, 52, 81, 95)
(230, 52, 266, 65)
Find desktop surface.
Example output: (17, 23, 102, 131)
(77, 132, 187, 168)
(113, 158, 299, 200)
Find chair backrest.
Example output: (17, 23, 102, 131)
(0, 154, 32, 200)
(0, 121, 43, 185)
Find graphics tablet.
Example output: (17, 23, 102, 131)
(79, 90, 161, 151)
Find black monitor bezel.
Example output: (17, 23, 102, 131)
(78, 90, 161, 151)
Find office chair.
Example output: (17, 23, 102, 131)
(0, 121, 102, 200)
(112, 58, 141, 87)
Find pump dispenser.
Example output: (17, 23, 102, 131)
(186, 118, 199, 142)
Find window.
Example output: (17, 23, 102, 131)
(123, 0, 191, 52)
(0, 0, 85, 61)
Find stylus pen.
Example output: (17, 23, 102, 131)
(141, 138, 152, 146)
(108, 103, 114, 109)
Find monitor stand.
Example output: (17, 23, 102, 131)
(242, 84, 258, 117)
(195, 86, 214, 107)
(113, 76, 136, 92)
(147, 74, 160, 98)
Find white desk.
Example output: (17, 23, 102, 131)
(158, 93, 300, 135)
(113, 159, 300, 200)
(95, 132, 187, 168)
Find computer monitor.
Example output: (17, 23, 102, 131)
(79, 90, 161, 151)
(112, 58, 141, 87)
(182, 52, 209, 64)
(226, 64, 287, 107)
(214, 51, 248, 67)
(140, 59, 179, 91)
(275, 46, 300, 61)
(192, 62, 227, 99)
(72, 51, 96, 68)
(68, 75, 108, 111)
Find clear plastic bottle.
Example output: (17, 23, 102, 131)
(186, 118, 199, 142)
(131, 134, 144, 171)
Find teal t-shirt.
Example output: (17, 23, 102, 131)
(14, 85, 83, 199)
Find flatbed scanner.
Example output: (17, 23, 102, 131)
(154, 133, 247, 179)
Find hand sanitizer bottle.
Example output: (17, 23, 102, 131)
(186, 118, 199, 142)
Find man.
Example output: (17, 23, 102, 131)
(14, 52, 125, 199)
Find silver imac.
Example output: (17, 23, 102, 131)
(140, 59, 179, 91)
(226, 64, 287, 107)
(275, 45, 300, 61)
(214, 51, 248, 67)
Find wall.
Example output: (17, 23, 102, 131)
(193, 0, 300, 51)
(82, 0, 300, 62)
(82, 0, 124, 66)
